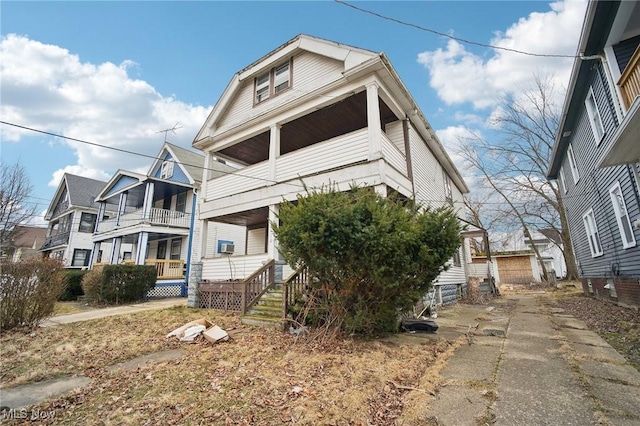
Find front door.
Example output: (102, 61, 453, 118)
(157, 240, 167, 259)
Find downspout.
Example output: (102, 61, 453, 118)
(184, 189, 198, 296)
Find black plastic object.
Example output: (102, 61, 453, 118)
(402, 319, 439, 333)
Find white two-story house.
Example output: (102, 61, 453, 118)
(191, 35, 472, 315)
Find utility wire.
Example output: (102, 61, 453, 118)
(334, 0, 577, 59)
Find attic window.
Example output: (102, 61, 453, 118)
(161, 161, 174, 179)
(254, 59, 291, 105)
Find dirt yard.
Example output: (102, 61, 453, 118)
(1, 306, 461, 425)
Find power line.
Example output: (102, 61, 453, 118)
(334, 0, 577, 59)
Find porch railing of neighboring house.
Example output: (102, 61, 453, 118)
(93, 259, 185, 280)
(282, 266, 310, 320)
(618, 44, 640, 109)
(40, 231, 70, 250)
(96, 208, 191, 233)
(198, 259, 276, 314)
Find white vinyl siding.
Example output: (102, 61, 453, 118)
(246, 227, 266, 255)
(567, 143, 580, 183)
(582, 209, 603, 257)
(585, 87, 605, 143)
(609, 182, 636, 248)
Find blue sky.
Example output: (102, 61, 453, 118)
(1, 1, 587, 224)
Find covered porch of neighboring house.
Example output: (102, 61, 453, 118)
(90, 174, 197, 299)
(462, 225, 499, 297)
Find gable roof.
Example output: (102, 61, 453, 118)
(12, 225, 47, 248)
(45, 174, 108, 220)
(193, 34, 469, 194)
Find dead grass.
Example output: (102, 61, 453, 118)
(1, 307, 455, 425)
(52, 302, 87, 316)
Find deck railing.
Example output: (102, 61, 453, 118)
(198, 259, 276, 314)
(618, 45, 640, 109)
(40, 231, 70, 250)
(96, 208, 191, 233)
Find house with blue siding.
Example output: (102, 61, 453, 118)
(548, 0, 640, 308)
(191, 34, 473, 323)
(90, 142, 245, 299)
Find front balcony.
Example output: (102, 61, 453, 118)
(204, 128, 408, 203)
(618, 45, 640, 110)
(96, 208, 191, 234)
(40, 231, 70, 250)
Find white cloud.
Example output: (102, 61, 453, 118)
(0, 34, 210, 180)
(48, 166, 111, 188)
(417, 0, 586, 109)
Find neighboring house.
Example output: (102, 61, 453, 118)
(502, 229, 567, 279)
(191, 34, 471, 315)
(2, 225, 47, 262)
(90, 142, 244, 297)
(41, 174, 119, 268)
(472, 252, 542, 286)
(548, 0, 640, 308)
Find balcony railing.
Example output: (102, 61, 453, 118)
(94, 259, 185, 280)
(40, 231, 70, 250)
(618, 45, 640, 109)
(96, 208, 191, 233)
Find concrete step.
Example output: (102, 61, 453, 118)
(241, 315, 284, 329)
(248, 304, 282, 316)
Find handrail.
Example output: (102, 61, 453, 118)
(241, 259, 276, 315)
(282, 266, 309, 319)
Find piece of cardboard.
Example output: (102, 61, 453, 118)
(166, 318, 213, 340)
(203, 325, 229, 343)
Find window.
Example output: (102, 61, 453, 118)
(585, 88, 605, 143)
(254, 59, 291, 104)
(72, 249, 91, 267)
(567, 143, 580, 183)
(176, 192, 187, 213)
(123, 251, 132, 261)
(161, 160, 174, 179)
(78, 212, 97, 233)
(582, 209, 603, 257)
(609, 182, 636, 248)
(170, 239, 182, 260)
(443, 171, 453, 204)
(559, 166, 568, 194)
(96, 250, 103, 263)
(452, 247, 461, 267)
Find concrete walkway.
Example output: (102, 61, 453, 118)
(41, 297, 187, 326)
(426, 291, 640, 425)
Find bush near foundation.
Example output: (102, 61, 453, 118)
(0, 258, 65, 331)
(274, 186, 462, 335)
(82, 264, 156, 304)
(58, 269, 87, 301)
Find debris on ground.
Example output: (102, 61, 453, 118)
(166, 318, 229, 344)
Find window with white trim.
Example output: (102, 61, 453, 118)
(609, 182, 636, 248)
(443, 171, 453, 205)
(161, 160, 174, 179)
(72, 249, 92, 267)
(582, 209, 603, 257)
(567, 143, 580, 183)
(585, 88, 605, 143)
(559, 166, 568, 194)
(254, 59, 291, 104)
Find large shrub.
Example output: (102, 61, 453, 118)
(274, 186, 462, 335)
(82, 264, 156, 304)
(0, 258, 65, 331)
(58, 269, 86, 301)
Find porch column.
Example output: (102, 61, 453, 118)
(267, 204, 280, 260)
(136, 232, 149, 265)
(115, 191, 128, 227)
(88, 242, 101, 268)
(109, 237, 122, 264)
(269, 124, 281, 183)
(366, 82, 382, 161)
(374, 184, 387, 198)
(142, 182, 154, 220)
(95, 202, 106, 232)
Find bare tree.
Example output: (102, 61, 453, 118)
(457, 74, 578, 280)
(0, 161, 37, 257)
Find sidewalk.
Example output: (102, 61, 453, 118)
(41, 298, 187, 327)
(425, 291, 640, 425)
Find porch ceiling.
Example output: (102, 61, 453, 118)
(217, 91, 397, 165)
(209, 206, 269, 227)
